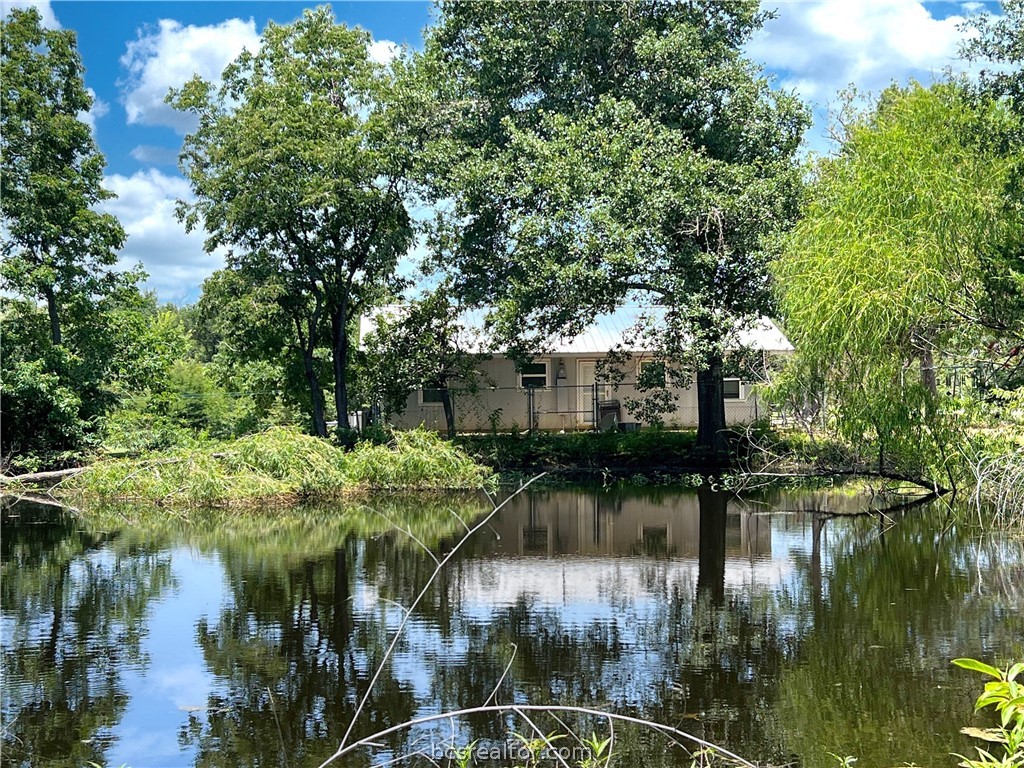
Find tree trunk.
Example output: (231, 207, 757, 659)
(440, 386, 456, 439)
(302, 349, 328, 438)
(695, 351, 728, 456)
(920, 347, 937, 397)
(331, 310, 351, 430)
(43, 285, 61, 346)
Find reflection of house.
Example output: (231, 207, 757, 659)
(360, 307, 793, 432)
(451, 490, 783, 611)
(484, 489, 772, 560)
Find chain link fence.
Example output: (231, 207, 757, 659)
(372, 384, 766, 434)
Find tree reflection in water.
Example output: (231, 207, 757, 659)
(2, 486, 1022, 768)
(2, 500, 175, 767)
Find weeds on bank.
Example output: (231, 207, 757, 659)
(344, 428, 492, 490)
(62, 426, 491, 506)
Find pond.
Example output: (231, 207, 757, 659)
(2, 484, 1023, 768)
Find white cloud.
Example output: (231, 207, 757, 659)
(748, 0, 987, 152)
(129, 144, 179, 166)
(2, 0, 59, 28)
(368, 38, 401, 65)
(119, 18, 261, 134)
(101, 170, 225, 303)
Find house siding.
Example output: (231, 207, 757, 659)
(383, 352, 778, 433)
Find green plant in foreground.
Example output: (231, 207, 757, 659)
(953, 658, 1024, 768)
(579, 732, 612, 768)
(452, 739, 478, 768)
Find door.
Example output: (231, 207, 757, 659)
(576, 361, 611, 426)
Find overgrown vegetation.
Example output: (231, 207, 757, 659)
(457, 429, 699, 473)
(59, 427, 491, 506)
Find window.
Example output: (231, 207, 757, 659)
(419, 386, 446, 406)
(723, 378, 743, 400)
(519, 361, 548, 388)
(637, 359, 667, 388)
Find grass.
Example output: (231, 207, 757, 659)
(61, 426, 492, 507)
(346, 428, 493, 490)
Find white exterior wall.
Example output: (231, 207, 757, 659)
(384, 352, 779, 433)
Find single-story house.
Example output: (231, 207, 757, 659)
(359, 307, 793, 433)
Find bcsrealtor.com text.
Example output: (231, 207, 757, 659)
(429, 740, 595, 763)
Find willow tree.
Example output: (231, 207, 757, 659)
(961, 0, 1024, 374)
(774, 82, 1020, 479)
(414, 0, 807, 455)
(170, 8, 412, 436)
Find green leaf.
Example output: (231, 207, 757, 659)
(954, 658, 1005, 680)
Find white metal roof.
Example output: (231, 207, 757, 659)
(360, 305, 793, 354)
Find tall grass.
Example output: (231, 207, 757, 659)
(62, 426, 491, 506)
(966, 447, 1024, 530)
(345, 429, 492, 490)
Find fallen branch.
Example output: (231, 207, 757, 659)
(1, 490, 79, 513)
(0, 467, 86, 486)
(740, 468, 950, 496)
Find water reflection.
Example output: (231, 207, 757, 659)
(1, 499, 176, 767)
(2, 487, 1022, 768)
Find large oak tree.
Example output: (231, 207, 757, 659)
(414, 0, 808, 454)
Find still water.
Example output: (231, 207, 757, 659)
(2, 485, 1023, 768)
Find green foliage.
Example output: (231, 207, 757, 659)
(1, 289, 187, 468)
(65, 427, 492, 506)
(962, 0, 1024, 112)
(457, 429, 698, 472)
(953, 658, 1024, 767)
(415, 0, 808, 451)
(510, 730, 565, 768)
(169, 6, 413, 435)
(774, 81, 1023, 480)
(187, 268, 309, 419)
(0, 357, 89, 467)
(0, 7, 127, 348)
(579, 733, 612, 768)
(363, 284, 493, 437)
(343, 428, 494, 490)
(0, 9, 175, 469)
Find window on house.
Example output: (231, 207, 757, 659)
(420, 386, 446, 406)
(723, 378, 742, 400)
(637, 360, 667, 388)
(519, 362, 548, 388)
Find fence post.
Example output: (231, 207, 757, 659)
(592, 383, 599, 432)
(526, 387, 533, 434)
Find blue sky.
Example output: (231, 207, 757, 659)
(1, 0, 1006, 303)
